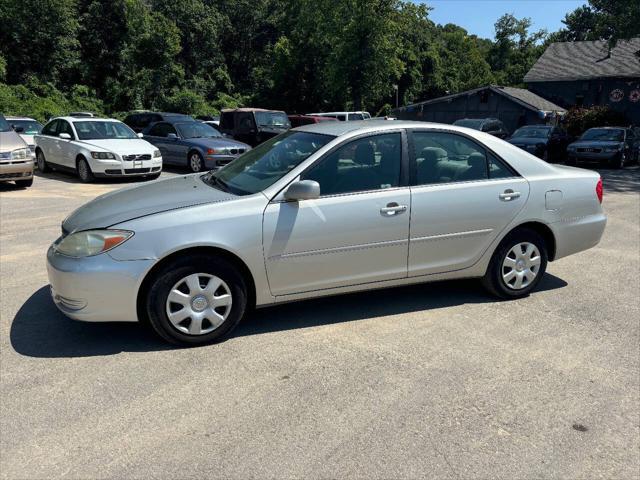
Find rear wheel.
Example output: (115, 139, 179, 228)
(77, 157, 94, 183)
(36, 149, 50, 172)
(482, 228, 548, 299)
(145, 255, 248, 346)
(15, 178, 33, 188)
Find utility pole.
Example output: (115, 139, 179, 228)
(393, 84, 399, 108)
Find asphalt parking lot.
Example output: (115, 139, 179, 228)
(1, 166, 639, 479)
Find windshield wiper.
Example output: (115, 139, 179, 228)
(204, 174, 230, 193)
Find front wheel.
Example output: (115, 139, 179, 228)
(77, 157, 94, 183)
(610, 152, 625, 169)
(36, 149, 50, 172)
(188, 152, 204, 173)
(145, 255, 248, 345)
(15, 178, 33, 188)
(482, 228, 548, 299)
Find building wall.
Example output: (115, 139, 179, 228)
(528, 77, 640, 124)
(392, 88, 545, 133)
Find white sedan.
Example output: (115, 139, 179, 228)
(35, 117, 162, 182)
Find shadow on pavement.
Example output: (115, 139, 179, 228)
(597, 166, 639, 194)
(12, 274, 568, 358)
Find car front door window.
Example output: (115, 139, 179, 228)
(302, 133, 402, 196)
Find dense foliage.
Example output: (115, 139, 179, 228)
(563, 106, 631, 137)
(0, 0, 637, 121)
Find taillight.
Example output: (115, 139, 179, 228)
(596, 178, 603, 204)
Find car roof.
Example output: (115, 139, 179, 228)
(585, 126, 626, 130)
(221, 108, 286, 114)
(53, 116, 119, 123)
(296, 120, 500, 137)
(5, 116, 39, 121)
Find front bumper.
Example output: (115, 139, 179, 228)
(47, 246, 154, 322)
(204, 154, 239, 170)
(568, 151, 619, 162)
(90, 157, 162, 177)
(0, 160, 35, 181)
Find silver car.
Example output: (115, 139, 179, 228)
(0, 114, 34, 187)
(47, 121, 607, 345)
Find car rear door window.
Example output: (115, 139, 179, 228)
(303, 133, 402, 196)
(412, 131, 489, 185)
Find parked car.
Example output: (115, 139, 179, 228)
(47, 121, 606, 346)
(219, 108, 290, 146)
(507, 125, 571, 162)
(307, 111, 371, 121)
(453, 118, 510, 139)
(196, 115, 220, 125)
(123, 111, 196, 133)
(288, 114, 338, 128)
(35, 117, 162, 182)
(566, 127, 639, 168)
(0, 114, 34, 187)
(6, 116, 43, 159)
(143, 120, 251, 173)
(69, 112, 97, 118)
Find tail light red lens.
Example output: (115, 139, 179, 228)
(596, 178, 603, 204)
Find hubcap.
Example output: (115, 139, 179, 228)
(79, 162, 87, 178)
(502, 242, 541, 290)
(190, 155, 202, 172)
(165, 273, 232, 335)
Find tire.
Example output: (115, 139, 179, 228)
(77, 157, 94, 183)
(188, 151, 204, 173)
(610, 152, 625, 169)
(565, 155, 576, 166)
(15, 178, 33, 188)
(542, 148, 550, 163)
(145, 255, 248, 346)
(36, 149, 50, 173)
(482, 228, 548, 299)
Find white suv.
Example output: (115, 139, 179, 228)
(35, 117, 162, 182)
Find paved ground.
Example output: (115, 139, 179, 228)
(1, 166, 639, 479)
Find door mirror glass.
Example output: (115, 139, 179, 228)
(284, 180, 320, 201)
(59, 133, 72, 140)
(167, 133, 178, 140)
(13, 126, 24, 133)
(137, 132, 144, 138)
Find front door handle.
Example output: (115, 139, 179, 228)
(380, 202, 407, 216)
(499, 190, 521, 201)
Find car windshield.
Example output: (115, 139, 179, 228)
(580, 128, 624, 142)
(10, 119, 43, 134)
(203, 131, 333, 195)
(255, 111, 291, 128)
(74, 121, 138, 140)
(176, 122, 221, 138)
(0, 116, 10, 132)
(512, 126, 551, 138)
(453, 119, 484, 129)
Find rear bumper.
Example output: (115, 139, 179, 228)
(0, 160, 35, 181)
(550, 213, 607, 260)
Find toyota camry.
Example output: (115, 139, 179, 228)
(47, 121, 606, 345)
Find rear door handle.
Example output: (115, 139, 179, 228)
(380, 202, 407, 216)
(499, 190, 521, 201)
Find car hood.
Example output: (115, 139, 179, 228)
(19, 134, 36, 146)
(0, 130, 28, 152)
(569, 140, 623, 149)
(62, 174, 235, 233)
(185, 137, 250, 150)
(508, 137, 549, 146)
(76, 138, 156, 155)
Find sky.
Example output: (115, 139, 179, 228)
(421, 0, 587, 40)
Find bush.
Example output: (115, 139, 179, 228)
(563, 105, 630, 137)
(0, 80, 103, 123)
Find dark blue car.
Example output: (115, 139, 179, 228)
(566, 127, 639, 169)
(142, 120, 251, 172)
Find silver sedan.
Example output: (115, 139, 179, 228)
(47, 121, 607, 345)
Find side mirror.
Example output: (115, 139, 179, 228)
(59, 133, 72, 140)
(167, 133, 178, 140)
(137, 132, 144, 138)
(14, 126, 24, 133)
(284, 180, 320, 201)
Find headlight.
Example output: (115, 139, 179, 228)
(11, 148, 29, 160)
(54, 230, 133, 258)
(91, 151, 116, 159)
(153, 150, 161, 158)
(602, 145, 622, 153)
